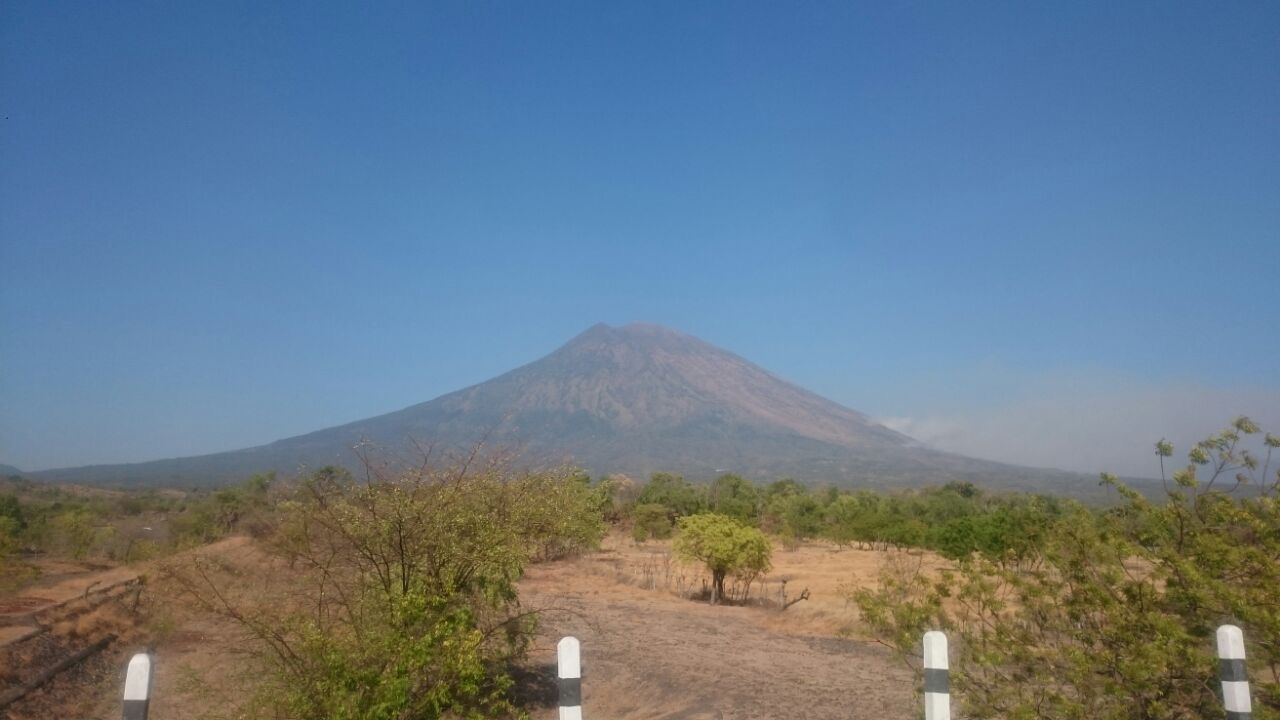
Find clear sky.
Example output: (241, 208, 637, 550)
(2, 1, 1277, 476)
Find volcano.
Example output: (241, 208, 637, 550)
(32, 323, 1088, 492)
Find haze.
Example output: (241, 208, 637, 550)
(2, 2, 1278, 478)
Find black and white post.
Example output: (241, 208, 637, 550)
(923, 630, 950, 720)
(1217, 624, 1252, 720)
(557, 636, 583, 720)
(122, 652, 152, 720)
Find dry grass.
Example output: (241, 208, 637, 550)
(513, 532, 954, 719)
(4, 532, 944, 719)
(571, 532, 953, 638)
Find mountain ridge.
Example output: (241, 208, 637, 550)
(29, 323, 1099, 495)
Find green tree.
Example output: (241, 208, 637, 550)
(0, 493, 25, 533)
(854, 417, 1280, 719)
(767, 491, 823, 544)
(822, 491, 889, 548)
(673, 513, 771, 604)
(636, 472, 705, 517)
(764, 478, 806, 500)
(169, 453, 606, 719)
(0, 514, 38, 593)
(632, 502, 674, 542)
(706, 474, 759, 524)
(51, 510, 104, 559)
(507, 467, 607, 560)
(0, 516, 20, 559)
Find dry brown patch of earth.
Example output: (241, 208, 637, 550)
(519, 536, 929, 720)
(4, 534, 934, 719)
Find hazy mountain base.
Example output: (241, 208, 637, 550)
(26, 426, 1115, 498)
(27, 323, 1123, 499)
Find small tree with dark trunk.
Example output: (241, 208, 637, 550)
(673, 513, 771, 604)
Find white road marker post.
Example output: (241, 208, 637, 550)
(1217, 625, 1252, 720)
(122, 652, 153, 720)
(923, 630, 950, 720)
(557, 636, 583, 720)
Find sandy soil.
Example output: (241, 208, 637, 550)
(520, 553, 918, 720)
(1, 558, 145, 720)
(3, 534, 934, 719)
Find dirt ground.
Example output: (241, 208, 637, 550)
(0, 557, 145, 720)
(519, 541, 923, 720)
(3, 534, 936, 719)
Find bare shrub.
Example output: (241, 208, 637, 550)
(164, 449, 605, 719)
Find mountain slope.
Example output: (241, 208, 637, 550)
(31, 323, 1094, 493)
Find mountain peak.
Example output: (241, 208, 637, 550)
(568, 322, 689, 343)
(28, 324, 1089, 495)
(557, 323, 710, 363)
(616, 322, 686, 337)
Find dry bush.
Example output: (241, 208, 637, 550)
(161, 449, 605, 720)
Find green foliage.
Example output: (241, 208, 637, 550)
(173, 456, 606, 719)
(271, 593, 515, 720)
(807, 482, 1067, 560)
(705, 474, 759, 524)
(624, 472, 1061, 562)
(50, 509, 111, 559)
(171, 474, 274, 546)
(504, 468, 607, 561)
(0, 493, 25, 533)
(0, 477, 239, 576)
(766, 491, 824, 544)
(763, 478, 806, 499)
(0, 516, 21, 559)
(0, 494, 36, 592)
(0, 531, 39, 593)
(673, 513, 771, 604)
(631, 503, 674, 542)
(854, 418, 1280, 719)
(636, 472, 705, 517)
(594, 474, 636, 523)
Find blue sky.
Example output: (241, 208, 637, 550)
(2, 1, 1277, 475)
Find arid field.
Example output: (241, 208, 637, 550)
(1, 534, 947, 720)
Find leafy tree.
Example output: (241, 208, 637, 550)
(169, 454, 606, 719)
(763, 478, 806, 500)
(673, 513, 771, 604)
(823, 493, 869, 548)
(706, 474, 759, 524)
(822, 491, 889, 548)
(507, 467, 607, 560)
(0, 494, 26, 564)
(0, 493, 25, 533)
(0, 516, 20, 559)
(597, 474, 636, 523)
(854, 417, 1280, 719)
(632, 502, 674, 542)
(767, 491, 824, 544)
(636, 472, 705, 517)
(940, 480, 981, 499)
(51, 509, 106, 559)
(0, 514, 37, 593)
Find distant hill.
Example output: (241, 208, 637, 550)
(32, 323, 1105, 495)
(0, 464, 22, 477)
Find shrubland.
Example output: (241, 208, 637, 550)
(0, 472, 281, 595)
(618, 470, 1069, 564)
(852, 418, 1280, 719)
(164, 456, 606, 720)
(6, 422, 1273, 718)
